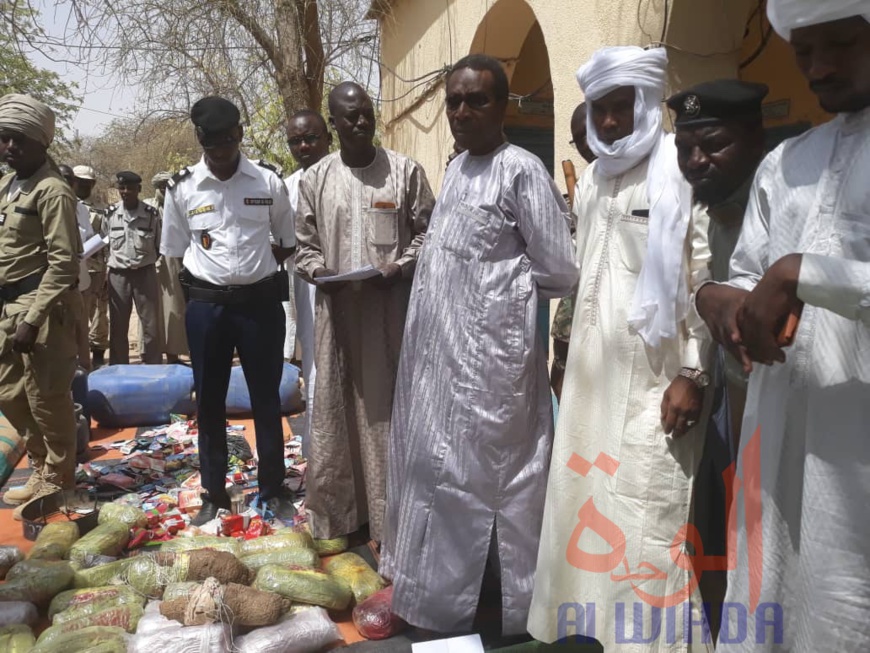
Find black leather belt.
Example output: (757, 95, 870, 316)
(179, 268, 284, 305)
(0, 269, 45, 302)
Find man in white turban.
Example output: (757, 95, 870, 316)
(0, 94, 83, 519)
(528, 47, 715, 651)
(696, 4, 870, 651)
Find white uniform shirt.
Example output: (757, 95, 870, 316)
(286, 168, 302, 210)
(76, 200, 93, 291)
(161, 154, 294, 286)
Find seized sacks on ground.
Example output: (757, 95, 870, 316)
(254, 564, 353, 611)
(0, 624, 35, 653)
(98, 502, 148, 529)
(240, 529, 315, 557)
(0, 559, 73, 604)
(234, 606, 343, 653)
(241, 546, 319, 572)
(324, 552, 387, 604)
(352, 586, 408, 640)
(38, 603, 144, 638)
(160, 535, 242, 557)
(49, 585, 146, 622)
(31, 625, 129, 653)
(160, 577, 288, 627)
(126, 550, 252, 598)
(0, 545, 23, 579)
(129, 601, 231, 653)
(0, 601, 38, 628)
(68, 522, 130, 566)
(28, 522, 80, 561)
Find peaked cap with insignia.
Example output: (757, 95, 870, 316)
(667, 79, 769, 127)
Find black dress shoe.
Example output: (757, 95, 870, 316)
(190, 495, 229, 526)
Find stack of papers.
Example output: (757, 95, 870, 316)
(315, 264, 381, 284)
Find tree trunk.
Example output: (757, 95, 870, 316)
(274, 0, 314, 120)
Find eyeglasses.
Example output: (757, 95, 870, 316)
(287, 133, 322, 147)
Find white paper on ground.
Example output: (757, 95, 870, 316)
(82, 234, 108, 260)
(412, 634, 485, 653)
(314, 264, 380, 284)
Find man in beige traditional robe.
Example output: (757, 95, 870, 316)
(528, 47, 715, 651)
(295, 82, 435, 544)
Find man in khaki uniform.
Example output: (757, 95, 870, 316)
(73, 165, 109, 368)
(0, 94, 83, 520)
(144, 171, 188, 363)
(102, 171, 162, 365)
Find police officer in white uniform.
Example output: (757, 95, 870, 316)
(102, 171, 162, 365)
(162, 96, 297, 525)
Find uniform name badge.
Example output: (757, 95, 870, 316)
(200, 230, 212, 250)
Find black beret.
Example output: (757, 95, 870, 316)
(190, 96, 241, 133)
(115, 170, 142, 185)
(667, 80, 769, 127)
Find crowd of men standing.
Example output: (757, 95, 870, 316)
(0, 0, 867, 650)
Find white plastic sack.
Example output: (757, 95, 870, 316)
(0, 601, 38, 627)
(234, 607, 342, 653)
(129, 601, 231, 653)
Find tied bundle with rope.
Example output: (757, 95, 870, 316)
(160, 577, 288, 627)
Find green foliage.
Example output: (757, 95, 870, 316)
(0, 2, 80, 142)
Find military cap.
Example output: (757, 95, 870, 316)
(73, 165, 96, 180)
(115, 170, 142, 185)
(667, 80, 769, 127)
(190, 96, 241, 134)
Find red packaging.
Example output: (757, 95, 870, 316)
(352, 586, 407, 640)
(243, 516, 271, 540)
(221, 514, 244, 536)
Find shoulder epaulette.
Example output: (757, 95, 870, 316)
(167, 167, 192, 190)
(143, 202, 159, 215)
(106, 204, 118, 216)
(256, 159, 283, 179)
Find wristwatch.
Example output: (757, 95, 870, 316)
(679, 367, 711, 389)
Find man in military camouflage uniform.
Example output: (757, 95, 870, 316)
(0, 94, 83, 520)
(145, 171, 188, 364)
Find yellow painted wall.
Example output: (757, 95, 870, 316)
(738, 17, 832, 128)
(374, 0, 758, 191)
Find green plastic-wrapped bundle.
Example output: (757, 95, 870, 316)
(31, 625, 128, 653)
(242, 546, 320, 571)
(0, 545, 23, 579)
(49, 586, 145, 622)
(162, 581, 200, 602)
(254, 564, 353, 610)
(98, 502, 148, 529)
(313, 536, 349, 556)
(159, 535, 241, 556)
(0, 559, 73, 604)
(72, 558, 132, 588)
(0, 624, 35, 653)
(241, 530, 315, 557)
(68, 522, 130, 566)
(38, 603, 143, 640)
(324, 552, 387, 603)
(29, 522, 80, 560)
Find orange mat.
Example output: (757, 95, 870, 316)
(0, 415, 363, 646)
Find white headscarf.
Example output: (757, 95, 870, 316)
(577, 46, 693, 362)
(577, 46, 667, 178)
(0, 94, 55, 147)
(768, 0, 870, 39)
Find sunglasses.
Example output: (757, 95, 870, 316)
(287, 133, 323, 147)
